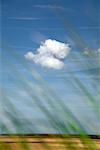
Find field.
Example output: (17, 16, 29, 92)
(0, 135, 100, 150)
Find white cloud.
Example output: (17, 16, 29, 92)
(25, 39, 71, 70)
(25, 51, 35, 60)
(83, 47, 100, 56)
(43, 39, 70, 59)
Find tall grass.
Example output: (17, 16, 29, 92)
(0, 1, 99, 149)
(0, 43, 99, 149)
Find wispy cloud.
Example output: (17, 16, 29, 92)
(34, 4, 66, 10)
(78, 26, 100, 29)
(7, 45, 34, 49)
(98, 48, 100, 53)
(8, 17, 55, 20)
(34, 4, 76, 14)
(3, 26, 65, 31)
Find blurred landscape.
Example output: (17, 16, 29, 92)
(0, 135, 100, 150)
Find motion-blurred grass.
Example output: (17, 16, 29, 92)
(0, 43, 99, 149)
(0, 2, 100, 149)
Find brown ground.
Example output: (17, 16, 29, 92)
(0, 135, 100, 150)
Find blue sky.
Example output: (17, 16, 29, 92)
(0, 0, 100, 134)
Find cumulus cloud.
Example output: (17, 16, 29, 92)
(25, 39, 70, 69)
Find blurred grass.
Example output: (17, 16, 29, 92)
(0, 44, 99, 149)
(0, 1, 100, 149)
